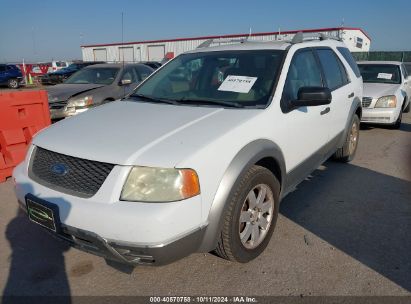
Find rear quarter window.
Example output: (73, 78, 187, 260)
(337, 47, 361, 78)
(316, 48, 349, 90)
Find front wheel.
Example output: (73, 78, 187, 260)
(7, 78, 19, 89)
(215, 165, 280, 263)
(391, 110, 402, 129)
(334, 114, 360, 162)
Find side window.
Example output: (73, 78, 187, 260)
(121, 67, 138, 83)
(0, 65, 7, 72)
(136, 66, 154, 81)
(337, 47, 361, 78)
(316, 49, 347, 90)
(282, 49, 323, 102)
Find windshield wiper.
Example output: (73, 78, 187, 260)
(175, 98, 245, 108)
(129, 93, 180, 105)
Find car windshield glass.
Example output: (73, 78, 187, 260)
(358, 64, 401, 84)
(131, 50, 285, 107)
(65, 67, 119, 84)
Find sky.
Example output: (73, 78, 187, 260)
(0, 0, 410, 62)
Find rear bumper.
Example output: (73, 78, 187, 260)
(361, 107, 400, 124)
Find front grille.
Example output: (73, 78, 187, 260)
(29, 147, 115, 198)
(362, 97, 373, 108)
(49, 101, 67, 109)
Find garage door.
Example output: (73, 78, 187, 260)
(93, 48, 107, 61)
(119, 47, 134, 62)
(148, 45, 165, 61)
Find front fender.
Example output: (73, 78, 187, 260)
(198, 139, 286, 252)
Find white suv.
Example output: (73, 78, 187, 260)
(13, 36, 362, 265)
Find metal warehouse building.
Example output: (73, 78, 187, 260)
(81, 27, 371, 63)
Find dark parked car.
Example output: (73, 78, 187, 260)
(140, 61, 162, 69)
(41, 61, 105, 85)
(0, 64, 23, 89)
(47, 63, 154, 120)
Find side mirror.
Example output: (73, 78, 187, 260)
(120, 79, 132, 86)
(292, 87, 332, 108)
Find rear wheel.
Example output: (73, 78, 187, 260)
(215, 165, 280, 263)
(334, 114, 360, 162)
(7, 78, 19, 89)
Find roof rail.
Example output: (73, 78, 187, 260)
(197, 37, 248, 49)
(290, 31, 342, 44)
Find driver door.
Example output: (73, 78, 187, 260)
(280, 48, 330, 176)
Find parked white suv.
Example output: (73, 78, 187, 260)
(13, 36, 362, 266)
(358, 61, 411, 128)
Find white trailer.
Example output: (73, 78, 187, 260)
(81, 27, 371, 62)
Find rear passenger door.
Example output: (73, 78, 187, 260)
(314, 48, 353, 141)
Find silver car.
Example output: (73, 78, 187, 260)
(47, 63, 154, 120)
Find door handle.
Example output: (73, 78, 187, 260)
(348, 92, 354, 98)
(320, 107, 330, 115)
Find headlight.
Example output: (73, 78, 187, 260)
(67, 95, 93, 107)
(375, 95, 397, 108)
(121, 166, 200, 202)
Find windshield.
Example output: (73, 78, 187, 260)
(358, 64, 401, 84)
(65, 67, 119, 85)
(131, 50, 285, 107)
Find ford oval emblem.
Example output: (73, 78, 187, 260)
(51, 163, 68, 176)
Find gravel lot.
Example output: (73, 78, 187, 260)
(0, 113, 410, 298)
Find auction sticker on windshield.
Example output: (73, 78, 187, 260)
(377, 73, 393, 80)
(218, 75, 258, 93)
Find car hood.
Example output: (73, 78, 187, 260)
(47, 83, 105, 102)
(363, 83, 401, 98)
(33, 101, 261, 167)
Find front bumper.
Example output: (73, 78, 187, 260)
(361, 107, 400, 124)
(18, 198, 204, 265)
(13, 162, 205, 265)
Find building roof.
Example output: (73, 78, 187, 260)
(81, 27, 371, 48)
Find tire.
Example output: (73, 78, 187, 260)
(334, 114, 360, 163)
(215, 165, 280, 263)
(391, 110, 402, 129)
(403, 100, 410, 113)
(7, 78, 19, 89)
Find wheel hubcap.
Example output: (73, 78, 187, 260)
(238, 184, 274, 249)
(349, 121, 358, 155)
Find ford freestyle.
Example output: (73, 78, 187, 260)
(13, 36, 362, 266)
